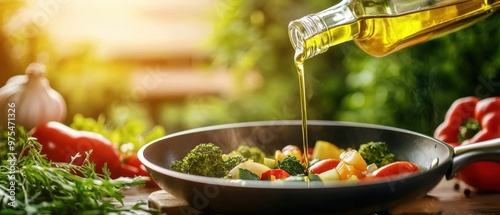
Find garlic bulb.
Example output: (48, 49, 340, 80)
(0, 63, 67, 130)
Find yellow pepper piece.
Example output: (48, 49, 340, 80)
(312, 140, 343, 160)
(339, 149, 367, 172)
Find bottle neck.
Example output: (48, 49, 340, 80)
(490, 0, 500, 8)
(289, 0, 357, 60)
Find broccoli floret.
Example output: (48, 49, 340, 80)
(231, 145, 266, 164)
(276, 155, 305, 176)
(223, 155, 248, 171)
(170, 160, 184, 172)
(358, 141, 395, 167)
(170, 143, 253, 177)
(169, 143, 227, 177)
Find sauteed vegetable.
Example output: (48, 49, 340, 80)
(170, 141, 420, 182)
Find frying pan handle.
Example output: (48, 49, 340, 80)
(446, 138, 500, 180)
(453, 138, 500, 155)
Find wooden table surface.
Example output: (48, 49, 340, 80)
(426, 179, 500, 215)
(122, 178, 500, 215)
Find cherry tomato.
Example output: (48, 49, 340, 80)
(308, 158, 340, 174)
(29, 121, 122, 178)
(261, 169, 291, 180)
(371, 161, 420, 178)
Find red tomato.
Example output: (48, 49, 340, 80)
(29, 121, 122, 178)
(371, 161, 420, 178)
(261, 169, 291, 180)
(308, 158, 340, 174)
(124, 154, 143, 169)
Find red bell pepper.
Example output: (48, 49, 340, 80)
(261, 169, 291, 180)
(434, 96, 500, 192)
(29, 121, 122, 178)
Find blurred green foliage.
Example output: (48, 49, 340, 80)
(198, 0, 500, 135)
(336, 13, 500, 134)
(157, 1, 326, 131)
(0, 0, 28, 84)
(70, 113, 165, 154)
(1, 1, 499, 137)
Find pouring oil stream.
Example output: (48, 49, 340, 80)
(294, 49, 310, 170)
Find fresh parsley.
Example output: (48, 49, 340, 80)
(0, 127, 161, 214)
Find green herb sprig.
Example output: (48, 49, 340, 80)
(0, 127, 161, 214)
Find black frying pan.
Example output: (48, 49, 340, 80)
(138, 120, 500, 214)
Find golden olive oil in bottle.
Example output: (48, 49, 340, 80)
(290, 0, 499, 59)
(289, 0, 499, 164)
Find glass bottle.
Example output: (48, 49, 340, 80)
(289, 0, 500, 59)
